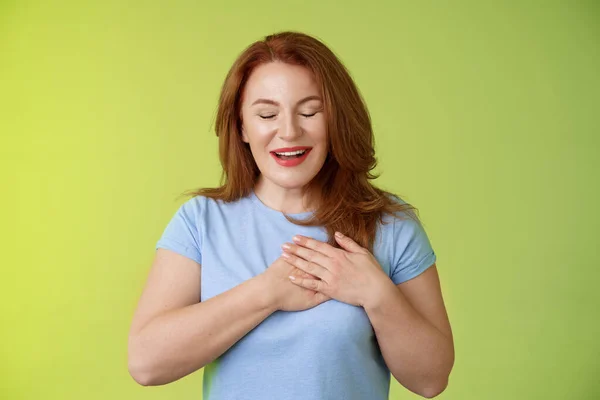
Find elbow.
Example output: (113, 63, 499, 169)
(421, 388, 444, 399)
(128, 354, 156, 386)
(128, 336, 156, 386)
(420, 377, 449, 399)
(421, 344, 454, 398)
(128, 364, 153, 387)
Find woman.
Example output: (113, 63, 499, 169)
(128, 31, 454, 399)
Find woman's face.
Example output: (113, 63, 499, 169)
(240, 62, 328, 190)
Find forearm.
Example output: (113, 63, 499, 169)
(363, 281, 454, 398)
(128, 275, 276, 386)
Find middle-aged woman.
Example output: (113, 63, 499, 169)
(128, 31, 455, 399)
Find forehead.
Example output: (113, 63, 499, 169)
(242, 62, 320, 102)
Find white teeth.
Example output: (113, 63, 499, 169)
(274, 149, 307, 156)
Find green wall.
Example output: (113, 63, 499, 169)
(2, 1, 598, 399)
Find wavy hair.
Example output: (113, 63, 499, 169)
(182, 31, 421, 253)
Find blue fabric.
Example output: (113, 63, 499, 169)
(155, 190, 437, 400)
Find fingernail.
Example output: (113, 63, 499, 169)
(335, 231, 343, 238)
(288, 275, 296, 281)
(281, 243, 291, 250)
(281, 252, 290, 258)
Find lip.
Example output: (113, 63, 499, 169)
(270, 146, 313, 153)
(270, 148, 312, 167)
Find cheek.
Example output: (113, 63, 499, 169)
(306, 120, 327, 147)
(243, 124, 273, 146)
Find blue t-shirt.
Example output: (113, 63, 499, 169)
(155, 190, 437, 400)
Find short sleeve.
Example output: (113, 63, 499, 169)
(389, 202, 437, 285)
(155, 198, 203, 265)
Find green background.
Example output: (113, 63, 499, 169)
(2, 1, 598, 399)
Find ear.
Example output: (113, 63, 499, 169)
(240, 127, 249, 143)
(239, 110, 249, 143)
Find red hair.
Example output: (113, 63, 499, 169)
(182, 31, 420, 252)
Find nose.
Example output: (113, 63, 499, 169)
(277, 112, 303, 141)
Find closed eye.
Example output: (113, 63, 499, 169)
(259, 111, 319, 120)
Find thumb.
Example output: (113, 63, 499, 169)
(334, 231, 364, 253)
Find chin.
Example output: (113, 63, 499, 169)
(258, 154, 327, 189)
(263, 168, 319, 189)
(269, 177, 313, 190)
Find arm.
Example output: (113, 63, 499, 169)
(127, 248, 276, 386)
(364, 264, 454, 399)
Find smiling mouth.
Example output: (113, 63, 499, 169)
(271, 149, 308, 159)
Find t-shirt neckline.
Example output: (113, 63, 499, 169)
(250, 189, 315, 219)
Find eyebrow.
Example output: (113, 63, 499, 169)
(251, 95, 322, 107)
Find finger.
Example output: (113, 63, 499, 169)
(288, 275, 326, 292)
(283, 243, 330, 272)
(300, 270, 318, 279)
(292, 266, 318, 280)
(283, 251, 329, 280)
(292, 235, 338, 257)
(334, 231, 365, 253)
(283, 258, 320, 280)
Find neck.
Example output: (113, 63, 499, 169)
(253, 176, 320, 214)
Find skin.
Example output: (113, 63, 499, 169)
(128, 61, 453, 397)
(127, 62, 333, 387)
(240, 62, 454, 397)
(282, 235, 454, 397)
(240, 61, 327, 214)
(240, 60, 334, 309)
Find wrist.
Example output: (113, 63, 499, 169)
(362, 274, 398, 312)
(252, 274, 280, 313)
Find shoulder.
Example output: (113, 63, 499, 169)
(177, 195, 206, 216)
(379, 192, 420, 228)
(179, 193, 253, 220)
(179, 193, 227, 211)
(375, 192, 432, 255)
